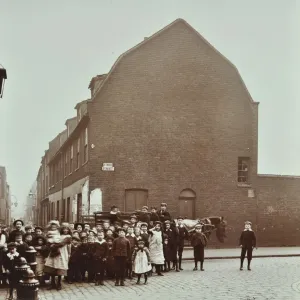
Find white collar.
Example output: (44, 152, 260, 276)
(97, 239, 106, 244)
(7, 252, 19, 260)
(126, 233, 135, 237)
(244, 229, 253, 231)
(110, 211, 117, 215)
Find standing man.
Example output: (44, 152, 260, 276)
(239, 221, 256, 271)
(164, 220, 179, 272)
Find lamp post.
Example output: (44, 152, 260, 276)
(0, 65, 7, 98)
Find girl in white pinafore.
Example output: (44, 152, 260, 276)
(44, 221, 71, 291)
(132, 240, 151, 284)
(148, 221, 165, 276)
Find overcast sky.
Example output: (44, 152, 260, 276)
(0, 0, 299, 218)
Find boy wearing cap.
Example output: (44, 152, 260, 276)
(112, 228, 131, 286)
(149, 207, 160, 228)
(176, 216, 189, 270)
(190, 224, 207, 271)
(139, 206, 151, 225)
(239, 221, 257, 271)
(164, 220, 179, 272)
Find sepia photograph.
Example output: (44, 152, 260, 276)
(0, 1, 299, 299)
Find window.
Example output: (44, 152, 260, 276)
(238, 157, 250, 183)
(70, 145, 73, 174)
(83, 128, 88, 163)
(76, 138, 80, 169)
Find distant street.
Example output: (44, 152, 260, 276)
(1, 257, 299, 300)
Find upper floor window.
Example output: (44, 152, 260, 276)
(238, 157, 250, 183)
(70, 145, 73, 174)
(83, 128, 88, 163)
(64, 151, 68, 177)
(76, 138, 80, 169)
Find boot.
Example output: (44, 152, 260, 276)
(247, 259, 251, 271)
(136, 274, 141, 284)
(240, 258, 244, 270)
(56, 276, 62, 290)
(179, 256, 183, 270)
(175, 262, 180, 272)
(156, 265, 164, 276)
(200, 261, 204, 271)
(167, 262, 171, 272)
(144, 273, 148, 284)
(115, 279, 120, 286)
(47, 276, 56, 290)
(120, 279, 125, 286)
(193, 260, 198, 271)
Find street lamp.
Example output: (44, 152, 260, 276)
(0, 65, 7, 98)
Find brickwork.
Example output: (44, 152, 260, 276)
(35, 19, 300, 247)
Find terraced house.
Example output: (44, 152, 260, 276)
(35, 19, 300, 247)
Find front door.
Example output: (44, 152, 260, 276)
(179, 198, 195, 219)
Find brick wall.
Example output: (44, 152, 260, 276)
(256, 175, 300, 246)
(88, 20, 259, 247)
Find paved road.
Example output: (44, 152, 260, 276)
(1, 257, 300, 300)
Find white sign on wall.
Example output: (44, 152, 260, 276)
(102, 163, 114, 171)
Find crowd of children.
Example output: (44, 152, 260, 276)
(0, 203, 256, 299)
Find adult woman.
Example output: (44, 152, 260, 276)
(44, 221, 71, 290)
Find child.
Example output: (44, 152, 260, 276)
(129, 215, 138, 228)
(3, 243, 20, 300)
(163, 237, 172, 272)
(190, 224, 207, 271)
(112, 228, 131, 286)
(105, 237, 115, 279)
(239, 221, 257, 271)
(23, 233, 33, 246)
(139, 206, 150, 225)
(140, 223, 149, 247)
(79, 236, 89, 282)
(24, 225, 33, 234)
(32, 235, 49, 285)
(44, 221, 72, 290)
(67, 236, 82, 283)
(132, 240, 151, 285)
(105, 229, 114, 240)
(14, 233, 29, 259)
(122, 221, 130, 233)
(125, 226, 137, 279)
(87, 236, 96, 283)
(134, 227, 143, 244)
(34, 226, 44, 237)
(93, 231, 108, 286)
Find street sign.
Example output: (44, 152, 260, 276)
(102, 163, 114, 171)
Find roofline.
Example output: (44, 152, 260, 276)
(258, 174, 300, 179)
(91, 18, 259, 106)
(74, 99, 90, 110)
(64, 116, 77, 126)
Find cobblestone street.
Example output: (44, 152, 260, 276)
(1, 257, 300, 300)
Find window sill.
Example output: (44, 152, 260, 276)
(237, 183, 252, 188)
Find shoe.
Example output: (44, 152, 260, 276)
(115, 281, 119, 286)
(157, 273, 164, 276)
(100, 281, 104, 286)
(248, 267, 251, 271)
(136, 280, 140, 285)
(120, 280, 125, 286)
(200, 268, 205, 271)
(56, 283, 62, 291)
(193, 267, 198, 271)
(176, 269, 180, 272)
(240, 267, 243, 271)
(179, 267, 183, 271)
(95, 281, 99, 286)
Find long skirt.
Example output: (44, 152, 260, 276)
(35, 254, 45, 277)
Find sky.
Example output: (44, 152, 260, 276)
(0, 0, 299, 218)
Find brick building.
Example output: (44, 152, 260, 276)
(0, 166, 11, 225)
(35, 19, 300, 246)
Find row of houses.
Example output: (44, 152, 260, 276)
(0, 166, 11, 225)
(33, 19, 300, 247)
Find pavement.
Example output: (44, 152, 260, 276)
(1, 257, 300, 300)
(182, 246, 300, 260)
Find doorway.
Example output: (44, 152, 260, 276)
(178, 189, 196, 219)
(125, 189, 148, 212)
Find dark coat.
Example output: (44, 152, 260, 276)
(158, 210, 172, 223)
(8, 230, 25, 243)
(190, 232, 207, 248)
(139, 213, 151, 224)
(125, 235, 137, 252)
(92, 241, 109, 260)
(177, 226, 189, 247)
(239, 230, 256, 248)
(150, 212, 160, 223)
(163, 242, 173, 262)
(140, 232, 150, 247)
(112, 237, 131, 258)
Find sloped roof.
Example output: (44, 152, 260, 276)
(90, 18, 258, 105)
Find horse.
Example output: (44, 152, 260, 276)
(173, 216, 227, 243)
